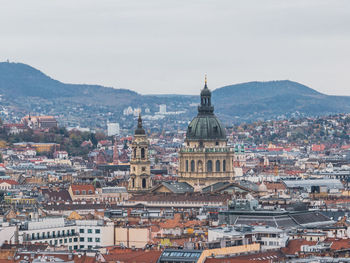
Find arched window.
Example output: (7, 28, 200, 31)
(223, 160, 226, 172)
(191, 160, 195, 172)
(186, 160, 189, 172)
(132, 178, 135, 188)
(142, 178, 147, 188)
(133, 148, 136, 159)
(216, 160, 220, 172)
(207, 160, 212, 172)
(197, 160, 203, 172)
(141, 148, 145, 159)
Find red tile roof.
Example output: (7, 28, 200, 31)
(70, 184, 95, 194)
(0, 180, 18, 185)
(103, 250, 161, 263)
(281, 239, 316, 255)
(326, 238, 350, 250)
(265, 182, 286, 191)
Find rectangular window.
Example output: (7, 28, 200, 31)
(88, 245, 92, 249)
(80, 237, 85, 242)
(75, 190, 80, 195)
(80, 245, 84, 249)
(79, 229, 84, 233)
(74, 245, 78, 250)
(95, 229, 100, 234)
(64, 238, 67, 243)
(87, 229, 92, 233)
(88, 237, 93, 242)
(69, 238, 72, 242)
(73, 238, 78, 242)
(95, 238, 100, 242)
(82, 190, 86, 195)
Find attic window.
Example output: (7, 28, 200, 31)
(75, 190, 80, 195)
(214, 126, 218, 133)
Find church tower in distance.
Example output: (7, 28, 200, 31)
(128, 114, 152, 192)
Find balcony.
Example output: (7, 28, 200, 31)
(180, 147, 234, 153)
(23, 232, 78, 242)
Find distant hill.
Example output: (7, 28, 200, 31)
(0, 62, 140, 106)
(1, 61, 350, 127)
(212, 80, 350, 122)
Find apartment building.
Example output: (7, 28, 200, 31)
(16, 218, 114, 250)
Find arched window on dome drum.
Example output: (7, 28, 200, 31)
(223, 160, 226, 172)
(141, 148, 145, 159)
(142, 178, 146, 188)
(186, 160, 189, 172)
(191, 160, 195, 172)
(133, 148, 136, 159)
(207, 160, 212, 172)
(197, 160, 203, 172)
(216, 160, 220, 172)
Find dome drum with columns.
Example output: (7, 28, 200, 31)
(179, 77, 235, 191)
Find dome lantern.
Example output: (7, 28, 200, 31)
(186, 76, 226, 141)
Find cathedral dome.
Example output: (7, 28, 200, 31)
(186, 77, 226, 141)
(186, 115, 226, 141)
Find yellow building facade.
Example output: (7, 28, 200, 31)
(128, 115, 152, 192)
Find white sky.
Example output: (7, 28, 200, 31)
(1, 0, 350, 95)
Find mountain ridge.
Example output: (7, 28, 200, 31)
(1, 61, 350, 127)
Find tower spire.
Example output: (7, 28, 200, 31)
(135, 113, 146, 135)
(138, 113, 142, 129)
(198, 75, 213, 114)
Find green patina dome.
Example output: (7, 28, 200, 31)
(186, 79, 226, 141)
(186, 115, 226, 140)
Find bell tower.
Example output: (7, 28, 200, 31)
(128, 114, 152, 192)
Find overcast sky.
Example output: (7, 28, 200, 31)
(1, 0, 349, 95)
